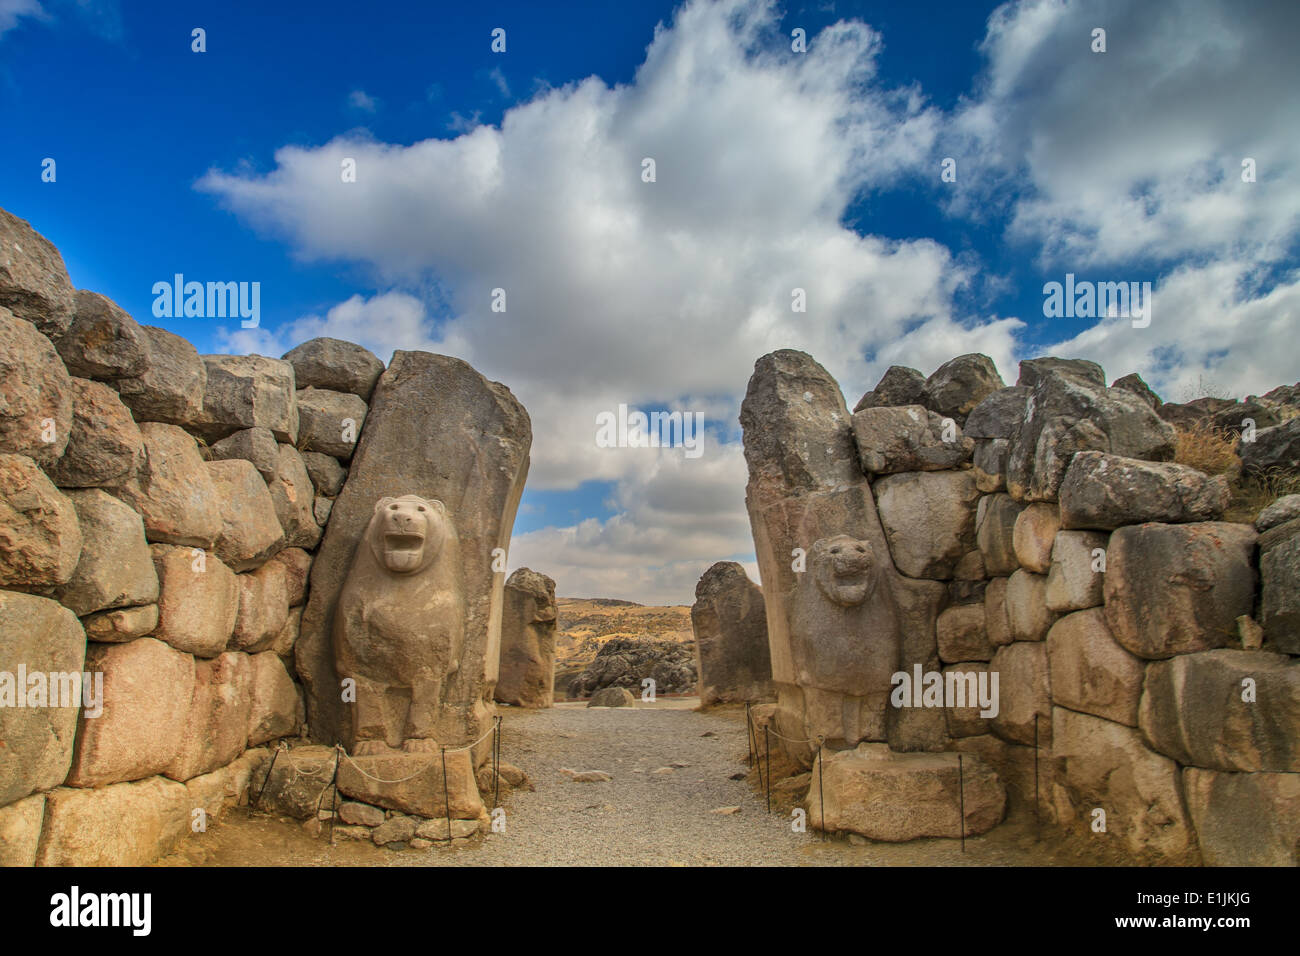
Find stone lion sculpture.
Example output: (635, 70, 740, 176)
(334, 494, 464, 754)
(788, 534, 899, 747)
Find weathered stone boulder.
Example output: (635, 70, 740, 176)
(65, 637, 196, 787)
(0, 307, 72, 467)
(56, 290, 150, 379)
(851, 405, 971, 474)
(35, 777, 190, 866)
(273, 606, 301, 662)
(496, 567, 559, 708)
(1059, 451, 1229, 529)
(1103, 522, 1257, 659)
(1005, 569, 1056, 642)
(853, 365, 925, 411)
(0, 793, 45, 866)
(112, 325, 206, 426)
(205, 458, 285, 570)
(1239, 417, 1300, 477)
(207, 426, 279, 481)
(150, 544, 238, 657)
(1257, 494, 1300, 532)
(1046, 608, 1143, 726)
(1006, 360, 1176, 502)
(1017, 357, 1105, 389)
(54, 489, 158, 616)
(247, 651, 304, 746)
(1050, 706, 1193, 861)
(185, 747, 268, 828)
(314, 496, 333, 525)
(248, 745, 337, 819)
(919, 353, 1005, 425)
(0, 592, 86, 805)
(1044, 530, 1107, 611)
(164, 651, 253, 782)
(874, 470, 979, 579)
(282, 337, 385, 400)
(984, 577, 1012, 647)
(989, 641, 1050, 745)
(82, 603, 158, 643)
(0, 453, 82, 590)
(114, 423, 222, 547)
(571, 639, 696, 699)
(1183, 768, 1300, 866)
(1260, 534, 1300, 653)
(1139, 649, 1299, 772)
(336, 750, 483, 819)
(806, 744, 1005, 840)
(270, 547, 313, 607)
(266, 444, 321, 549)
(193, 354, 298, 443)
(972, 438, 1010, 492)
(887, 577, 948, 752)
(1012, 501, 1060, 573)
(302, 450, 346, 497)
(975, 493, 1023, 577)
(689, 562, 772, 706)
(0, 208, 76, 338)
(942, 663, 993, 737)
(1111, 372, 1161, 409)
(49, 378, 143, 488)
(936, 603, 994, 663)
(230, 559, 290, 653)
(296, 387, 367, 460)
(587, 686, 636, 707)
(964, 386, 1029, 440)
(297, 351, 531, 748)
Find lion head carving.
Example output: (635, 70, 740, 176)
(366, 494, 448, 574)
(811, 534, 877, 607)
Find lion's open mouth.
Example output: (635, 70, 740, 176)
(385, 532, 424, 550)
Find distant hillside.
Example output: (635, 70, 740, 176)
(552, 597, 694, 698)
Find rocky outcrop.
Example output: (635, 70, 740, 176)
(690, 562, 772, 706)
(568, 638, 696, 698)
(495, 568, 559, 708)
(282, 337, 385, 400)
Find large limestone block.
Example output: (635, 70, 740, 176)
(1005, 569, 1056, 642)
(950, 733, 1049, 818)
(874, 470, 980, 579)
(0, 453, 82, 590)
(0, 592, 85, 805)
(972, 438, 1009, 492)
(247, 651, 304, 746)
(1240, 417, 1300, 477)
(194, 354, 298, 443)
(1006, 360, 1176, 502)
(1103, 522, 1257, 659)
(1260, 535, 1300, 654)
(302, 451, 346, 497)
(65, 637, 195, 787)
(55, 489, 158, 616)
(270, 547, 312, 608)
(496, 567, 560, 708)
(282, 337, 385, 400)
(151, 544, 238, 657)
(989, 641, 1050, 745)
(336, 750, 484, 819)
(688, 562, 771, 707)
(114, 423, 222, 547)
(1139, 649, 1300, 772)
(205, 458, 284, 571)
(82, 603, 158, 643)
(207, 426, 279, 481)
(36, 777, 190, 866)
(266, 444, 321, 549)
(1012, 502, 1059, 573)
(963, 386, 1029, 440)
(1046, 608, 1143, 726)
(1050, 706, 1193, 861)
(936, 604, 994, 663)
(296, 387, 367, 461)
(1257, 494, 1300, 533)
(1183, 768, 1300, 866)
(1059, 451, 1229, 530)
(806, 743, 1005, 840)
(230, 560, 290, 653)
(0, 208, 76, 338)
(112, 326, 206, 426)
(0, 308, 72, 467)
(975, 493, 1023, 577)
(0, 793, 45, 866)
(248, 745, 337, 819)
(297, 351, 531, 747)
(1111, 371, 1161, 408)
(919, 353, 1005, 425)
(983, 577, 1012, 647)
(1044, 530, 1107, 611)
(185, 747, 268, 827)
(942, 663, 994, 737)
(49, 377, 143, 489)
(850, 404, 971, 474)
(853, 365, 924, 411)
(164, 651, 253, 782)
(56, 290, 150, 380)
(885, 577, 948, 752)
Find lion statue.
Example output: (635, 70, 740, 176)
(788, 534, 899, 747)
(334, 494, 464, 754)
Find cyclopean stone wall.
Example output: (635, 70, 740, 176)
(0, 208, 531, 865)
(741, 348, 1300, 864)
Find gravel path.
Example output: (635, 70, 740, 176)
(164, 699, 1093, 867)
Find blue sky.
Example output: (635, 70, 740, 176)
(3, 0, 1297, 602)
